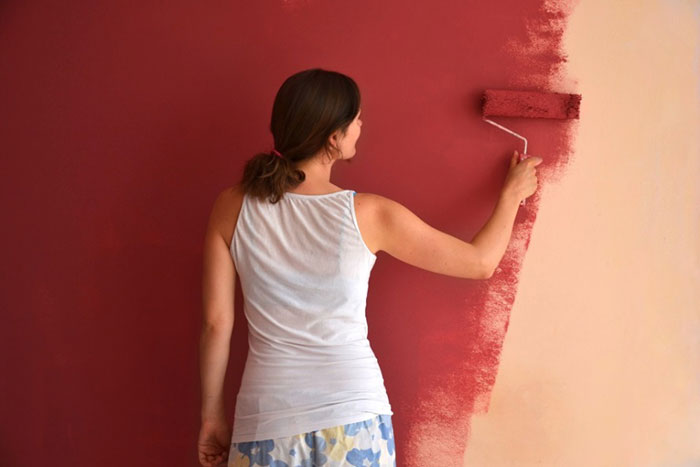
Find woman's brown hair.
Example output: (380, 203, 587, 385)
(239, 68, 361, 204)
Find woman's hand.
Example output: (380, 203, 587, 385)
(198, 417, 232, 466)
(501, 150, 543, 202)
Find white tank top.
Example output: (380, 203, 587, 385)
(229, 188, 393, 442)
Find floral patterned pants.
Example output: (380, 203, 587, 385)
(228, 413, 396, 467)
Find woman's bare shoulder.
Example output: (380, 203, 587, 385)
(351, 192, 388, 255)
(352, 192, 391, 215)
(208, 184, 245, 248)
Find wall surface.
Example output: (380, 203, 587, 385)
(1, 1, 697, 466)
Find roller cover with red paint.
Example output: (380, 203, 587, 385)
(481, 89, 582, 119)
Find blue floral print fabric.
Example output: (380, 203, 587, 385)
(228, 414, 395, 467)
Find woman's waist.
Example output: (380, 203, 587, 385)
(241, 342, 385, 384)
(247, 334, 377, 362)
(238, 358, 388, 393)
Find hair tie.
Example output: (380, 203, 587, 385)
(271, 149, 283, 158)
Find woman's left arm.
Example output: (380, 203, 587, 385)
(199, 189, 237, 423)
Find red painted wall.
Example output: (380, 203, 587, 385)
(1, 1, 575, 465)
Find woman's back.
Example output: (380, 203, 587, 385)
(229, 187, 393, 443)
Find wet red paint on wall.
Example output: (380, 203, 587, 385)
(0, 0, 580, 465)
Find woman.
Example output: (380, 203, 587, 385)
(198, 68, 541, 466)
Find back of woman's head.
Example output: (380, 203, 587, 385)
(239, 68, 361, 204)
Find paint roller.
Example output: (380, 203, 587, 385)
(481, 89, 582, 205)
